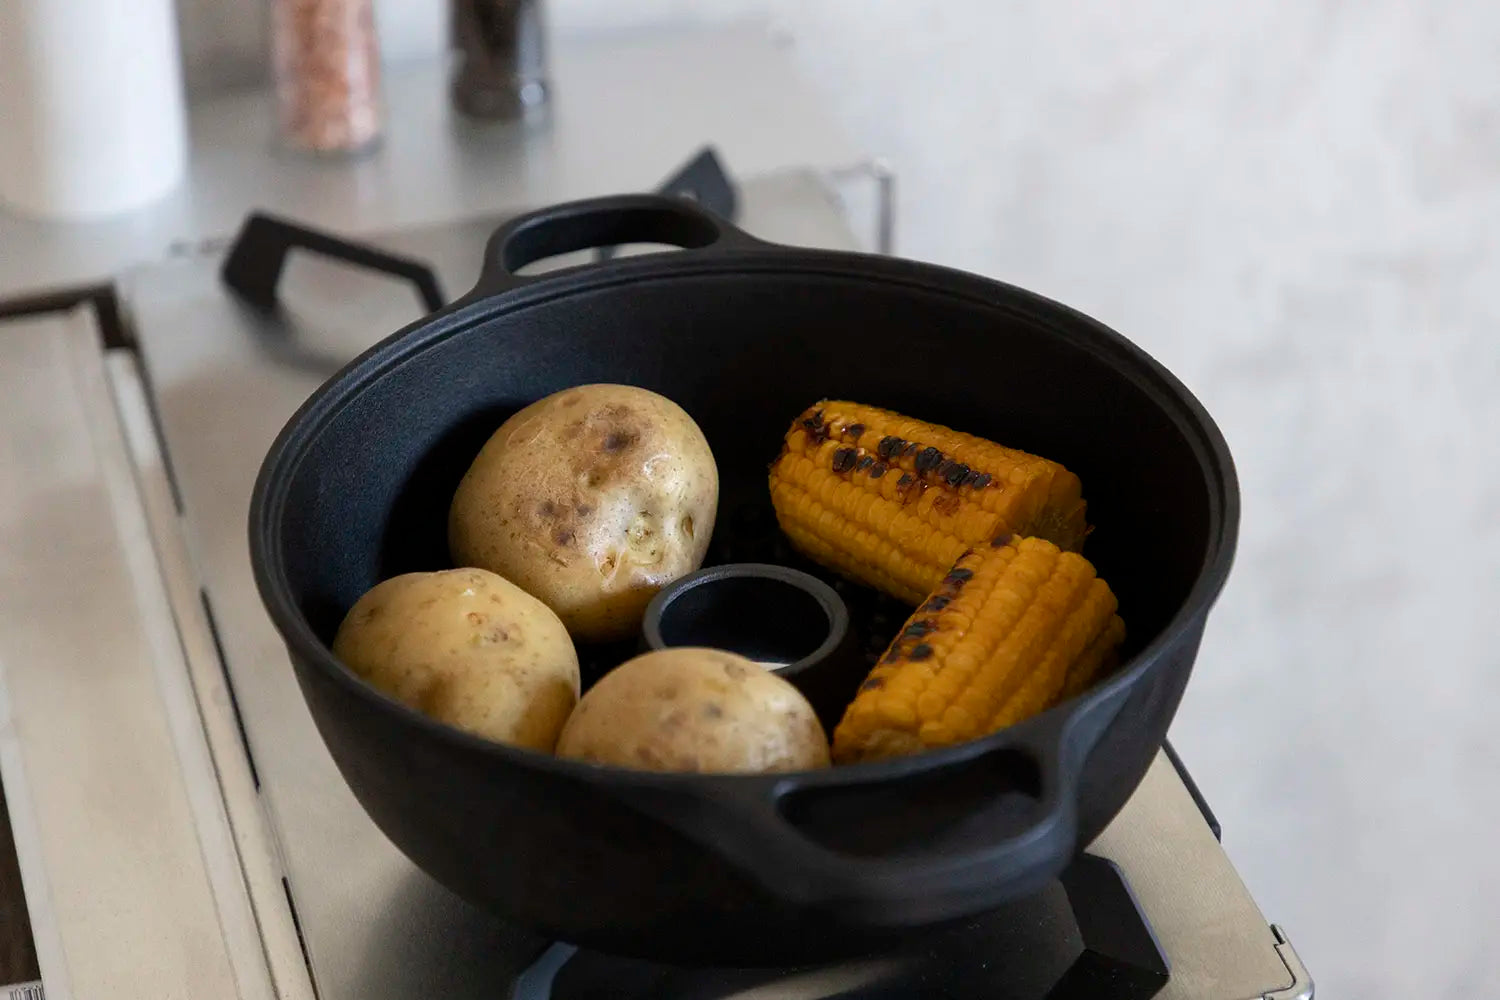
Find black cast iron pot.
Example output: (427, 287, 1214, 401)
(248, 194, 1239, 966)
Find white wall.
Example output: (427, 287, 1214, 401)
(175, 2, 1498, 996)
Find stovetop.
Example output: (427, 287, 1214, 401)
(0, 160, 1310, 1000)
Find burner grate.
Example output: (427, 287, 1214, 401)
(218, 146, 738, 315)
(515, 854, 1168, 1000)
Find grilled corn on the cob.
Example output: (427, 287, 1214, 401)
(769, 401, 1088, 603)
(831, 537, 1123, 764)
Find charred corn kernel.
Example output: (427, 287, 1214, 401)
(832, 538, 1124, 764)
(768, 401, 1088, 601)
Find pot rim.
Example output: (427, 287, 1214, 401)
(247, 244, 1241, 792)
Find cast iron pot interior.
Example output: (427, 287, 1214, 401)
(248, 195, 1238, 965)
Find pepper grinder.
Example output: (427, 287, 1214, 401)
(451, 0, 550, 120)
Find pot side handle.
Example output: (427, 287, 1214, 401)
(636, 683, 1132, 923)
(471, 194, 767, 297)
(740, 743, 1078, 922)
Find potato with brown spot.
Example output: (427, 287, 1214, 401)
(449, 384, 719, 642)
(331, 568, 580, 752)
(555, 648, 830, 773)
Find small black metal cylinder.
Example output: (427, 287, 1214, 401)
(641, 563, 862, 735)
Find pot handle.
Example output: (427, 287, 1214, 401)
(640, 684, 1131, 922)
(472, 194, 766, 296)
(742, 745, 1077, 922)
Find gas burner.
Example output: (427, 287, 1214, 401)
(520, 854, 1168, 1000)
(0, 151, 1310, 999)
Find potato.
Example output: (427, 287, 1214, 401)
(331, 568, 580, 752)
(555, 648, 830, 773)
(448, 383, 718, 643)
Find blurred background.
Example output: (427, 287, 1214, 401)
(8, 0, 1497, 996)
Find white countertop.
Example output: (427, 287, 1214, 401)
(0, 24, 862, 298)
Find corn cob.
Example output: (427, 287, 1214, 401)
(769, 401, 1088, 603)
(831, 537, 1123, 764)
(1054, 614, 1126, 704)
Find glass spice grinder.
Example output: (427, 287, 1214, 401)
(270, 0, 385, 155)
